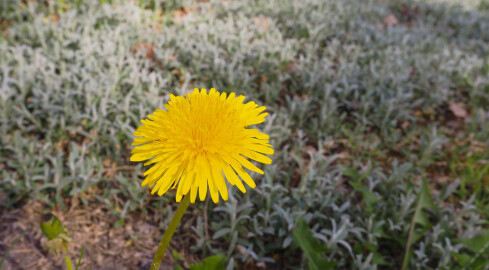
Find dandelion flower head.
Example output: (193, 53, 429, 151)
(131, 88, 273, 203)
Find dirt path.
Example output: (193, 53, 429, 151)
(0, 199, 199, 270)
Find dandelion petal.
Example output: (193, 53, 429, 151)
(131, 89, 272, 203)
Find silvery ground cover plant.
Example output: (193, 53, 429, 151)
(1, 0, 489, 269)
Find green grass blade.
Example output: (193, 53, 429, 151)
(75, 246, 85, 270)
(402, 179, 436, 270)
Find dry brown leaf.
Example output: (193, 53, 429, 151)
(51, 14, 60, 24)
(89, 129, 98, 139)
(306, 145, 317, 155)
(383, 14, 398, 27)
(173, 7, 191, 23)
(253, 16, 269, 31)
(103, 157, 114, 167)
(449, 103, 468, 118)
(131, 43, 155, 61)
(337, 151, 350, 159)
(285, 61, 296, 74)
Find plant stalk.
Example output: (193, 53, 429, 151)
(150, 195, 191, 270)
(64, 256, 74, 270)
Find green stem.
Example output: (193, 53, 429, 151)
(64, 256, 74, 270)
(75, 246, 85, 270)
(150, 195, 191, 270)
(401, 212, 415, 270)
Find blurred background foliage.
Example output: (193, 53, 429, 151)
(1, 0, 489, 269)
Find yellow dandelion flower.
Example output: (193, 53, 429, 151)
(131, 88, 273, 203)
